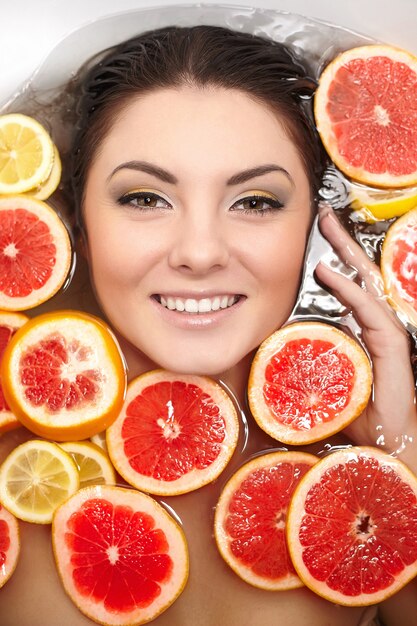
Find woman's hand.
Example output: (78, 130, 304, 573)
(316, 203, 417, 474)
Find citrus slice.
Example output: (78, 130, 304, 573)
(0, 196, 72, 310)
(60, 441, 116, 488)
(248, 322, 372, 445)
(0, 113, 54, 194)
(381, 206, 417, 327)
(1, 310, 127, 441)
(315, 45, 417, 188)
(52, 485, 189, 625)
(350, 184, 417, 222)
(90, 430, 108, 453)
(0, 504, 20, 588)
(214, 450, 317, 590)
(24, 144, 62, 200)
(0, 311, 29, 433)
(286, 446, 417, 605)
(0, 439, 79, 524)
(107, 370, 239, 496)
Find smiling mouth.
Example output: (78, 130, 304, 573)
(154, 294, 242, 313)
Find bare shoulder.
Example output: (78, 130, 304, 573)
(378, 579, 417, 626)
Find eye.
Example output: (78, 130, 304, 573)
(230, 193, 284, 215)
(117, 190, 172, 210)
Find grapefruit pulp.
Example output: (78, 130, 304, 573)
(248, 322, 372, 444)
(107, 370, 239, 495)
(286, 447, 417, 605)
(315, 44, 417, 188)
(1, 310, 127, 441)
(52, 485, 189, 626)
(0, 311, 29, 433)
(0, 504, 20, 588)
(214, 450, 317, 590)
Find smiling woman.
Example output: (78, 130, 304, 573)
(0, 21, 416, 626)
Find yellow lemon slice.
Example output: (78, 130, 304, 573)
(60, 441, 116, 487)
(0, 114, 54, 194)
(350, 185, 417, 222)
(90, 430, 108, 453)
(24, 145, 62, 200)
(0, 439, 79, 524)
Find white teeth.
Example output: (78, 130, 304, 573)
(159, 295, 238, 313)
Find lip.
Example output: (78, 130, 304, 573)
(150, 294, 246, 329)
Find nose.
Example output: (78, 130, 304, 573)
(168, 209, 230, 274)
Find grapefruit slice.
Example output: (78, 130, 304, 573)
(0, 439, 79, 524)
(381, 206, 417, 327)
(286, 446, 417, 606)
(0, 196, 72, 310)
(248, 322, 372, 445)
(315, 45, 417, 188)
(0, 504, 20, 588)
(1, 310, 127, 441)
(214, 450, 317, 590)
(107, 370, 239, 495)
(52, 485, 189, 625)
(0, 311, 29, 433)
(59, 441, 116, 488)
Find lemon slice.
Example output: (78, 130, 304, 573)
(90, 430, 108, 452)
(350, 185, 417, 222)
(24, 145, 62, 200)
(0, 439, 79, 524)
(0, 114, 54, 194)
(60, 441, 116, 488)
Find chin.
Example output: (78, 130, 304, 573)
(155, 350, 243, 378)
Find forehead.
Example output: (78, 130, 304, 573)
(93, 86, 308, 183)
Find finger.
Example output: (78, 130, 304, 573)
(318, 203, 385, 298)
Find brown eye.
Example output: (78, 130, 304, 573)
(118, 191, 171, 210)
(231, 194, 284, 215)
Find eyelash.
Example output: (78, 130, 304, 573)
(117, 191, 284, 215)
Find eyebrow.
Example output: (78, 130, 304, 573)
(108, 160, 294, 186)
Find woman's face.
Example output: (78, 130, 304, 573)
(83, 86, 312, 375)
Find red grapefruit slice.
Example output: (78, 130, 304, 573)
(0, 504, 20, 588)
(52, 485, 189, 625)
(287, 447, 417, 606)
(214, 450, 317, 590)
(315, 44, 417, 188)
(1, 310, 126, 441)
(107, 370, 239, 496)
(248, 322, 372, 445)
(381, 206, 417, 327)
(0, 311, 29, 433)
(0, 196, 72, 310)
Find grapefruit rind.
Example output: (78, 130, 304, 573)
(248, 322, 372, 445)
(214, 450, 318, 590)
(0, 504, 20, 588)
(1, 311, 127, 441)
(0, 439, 80, 524)
(286, 446, 417, 606)
(107, 370, 239, 496)
(315, 45, 417, 189)
(52, 485, 189, 626)
(0, 196, 72, 310)
(0, 311, 29, 433)
(381, 206, 417, 328)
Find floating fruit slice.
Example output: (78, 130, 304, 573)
(1, 310, 126, 441)
(214, 450, 317, 590)
(0, 311, 29, 433)
(315, 45, 417, 188)
(0, 196, 72, 310)
(0, 439, 79, 523)
(287, 447, 417, 605)
(0, 113, 55, 194)
(248, 322, 372, 445)
(24, 144, 62, 200)
(60, 441, 116, 488)
(107, 370, 239, 496)
(350, 184, 417, 222)
(52, 485, 189, 625)
(381, 206, 417, 327)
(0, 504, 20, 588)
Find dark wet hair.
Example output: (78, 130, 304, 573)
(70, 25, 326, 222)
